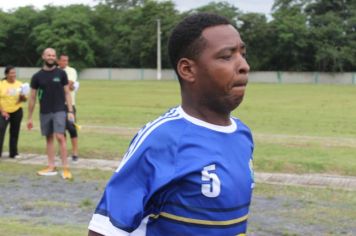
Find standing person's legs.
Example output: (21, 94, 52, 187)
(0, 115, 9, 157)
(71, 137, 78, 160)
(54, 111, 72, 179)
(55, 133, 68, 167)
(0, 114, 9, 157)
(37, 113, 57, 176)
(66, 106, 78, 161)
(9, 108, 23, 158)
(46, 134, 56, 168)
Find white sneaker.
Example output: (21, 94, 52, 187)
(37, 167, 58, 176)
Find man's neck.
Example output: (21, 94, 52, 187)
(181, 103, 231, 126)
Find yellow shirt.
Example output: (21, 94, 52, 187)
(0, 80, 23, 113)
(63, 66, 78, 105)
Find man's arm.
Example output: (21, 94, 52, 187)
(68, 80, 75, 91)
(27, 88, 37, 130)
(64, 84, 75, 121)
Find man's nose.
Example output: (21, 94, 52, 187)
(236, 54, 250, 74)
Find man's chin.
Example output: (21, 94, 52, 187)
(45, 62, 56, 68)
(229, 96, 244, 111)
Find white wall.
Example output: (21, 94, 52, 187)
(1, 67, 355, 84)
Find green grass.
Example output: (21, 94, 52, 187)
(249, 183, 356, 234)
(3, 80, 355, 175)
(0, 162, 112, 182)
(0, 218, 86, 236)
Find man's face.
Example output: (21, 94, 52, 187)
(193, 24, 250, 114)
(42, 49, 57, 67)
(57, 56, 69, 69)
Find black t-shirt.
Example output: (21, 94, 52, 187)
(30, 68, 68, 114)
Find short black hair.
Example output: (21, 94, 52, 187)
(168, 13, 231, 80)
(4, 65, 15, 75)
(59, 54, 69, 58)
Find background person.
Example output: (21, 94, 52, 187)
(88, 13, 253, 235)
(27, 48, 75, 180)
(57, 54, 79, 162)
(0, 65, 27, 158)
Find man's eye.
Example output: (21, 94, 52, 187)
(221, 55, 232, 60)
(241, 52, 247, 59)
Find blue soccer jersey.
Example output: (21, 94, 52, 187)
(89, 106, 254, 236)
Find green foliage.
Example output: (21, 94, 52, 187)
(192, 1, 241, 26)
(93, 0, 180, 68)
(32, 5, 97, 69)
(269, 3, 313, 71)
(239, 13, 271, 70)
(101, 0, 144, 9)
(0, 7, 39, 66)
(305, 0, 356, 71)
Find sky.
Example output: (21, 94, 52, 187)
(0, 0, 274, 15)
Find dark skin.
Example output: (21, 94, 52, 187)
(88, 24, 249, 236)
(179, 24, 249, 126)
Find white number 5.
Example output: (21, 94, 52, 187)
(201, 164, 221, 198)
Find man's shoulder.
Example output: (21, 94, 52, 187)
(134, 107, 187, 144)
(55, 67, 66, 73)
(65, 66, 77, 74)
(32, 69, 44, 77)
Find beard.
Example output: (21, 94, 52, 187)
(45, 61, 56, 68)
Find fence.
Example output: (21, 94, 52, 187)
(1, 67, 355, 84)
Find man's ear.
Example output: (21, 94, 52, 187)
(177, 58, 196, 83)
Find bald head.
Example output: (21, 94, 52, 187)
(42, 47, 56, 56)
(42, 48, 57, 69)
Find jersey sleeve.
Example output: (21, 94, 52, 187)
(30, 74, 39, 89)
(89, 125, 177, 234)
(61, 70, 68, 86)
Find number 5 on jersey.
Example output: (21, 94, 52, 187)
(201, 164, 221, 198)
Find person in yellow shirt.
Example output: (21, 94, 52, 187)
(0, 65, 27, 158)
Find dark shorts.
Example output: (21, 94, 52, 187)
(40, 111, 66, 136)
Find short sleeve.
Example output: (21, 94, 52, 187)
(30, 74, 38, 89)
(61, 70, 68, 86)
(89, 127, 177, 234)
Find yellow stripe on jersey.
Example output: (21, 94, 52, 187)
(149, 212, 248, 226)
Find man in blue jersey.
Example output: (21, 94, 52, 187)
(89, 13, 253, 236)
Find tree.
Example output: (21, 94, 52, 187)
(0, 7, 40, 66)
(32, 5, 98, 69)
(93, 0, 181, 68)
(269, 0, 313, 71)
(100, 0, 144, 9)
(305, 0, 356, 71)
(238, 13, 272, 71)
(191, 1, 241, 27)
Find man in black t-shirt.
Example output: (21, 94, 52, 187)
(27, 48, 75, 180)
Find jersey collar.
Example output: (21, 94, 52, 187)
(178, 106, 237, 133)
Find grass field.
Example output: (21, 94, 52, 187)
(0, 161, 355, 236)
(8, 80, 356, 175)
